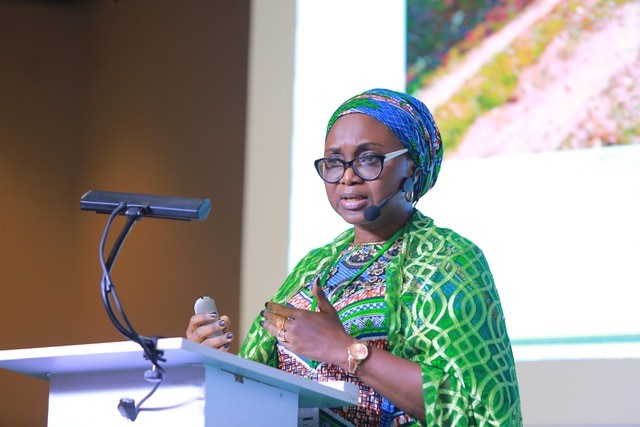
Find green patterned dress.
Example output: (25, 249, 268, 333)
(239, 210, 522, 426)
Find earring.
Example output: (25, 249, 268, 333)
(406, 168, 424, 203)
(403, 177, 415, 202)
(405, 189, 414, 202)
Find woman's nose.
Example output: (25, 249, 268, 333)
(340, 163, 364, 185)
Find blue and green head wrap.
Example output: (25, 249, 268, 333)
(326, 88, 443, 201)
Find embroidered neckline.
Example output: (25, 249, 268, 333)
(350, 240, 386, 247)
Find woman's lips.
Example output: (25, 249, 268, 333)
(339, 194, 368, 210)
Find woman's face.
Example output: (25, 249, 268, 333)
(323, 113, 415, 241)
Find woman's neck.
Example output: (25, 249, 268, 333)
(353, 209, 413, 244)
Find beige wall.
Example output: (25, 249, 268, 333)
(0, 1, 249, 426)
(240, 0, 294, 339)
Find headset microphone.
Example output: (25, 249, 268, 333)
(363, 177, 414, 221)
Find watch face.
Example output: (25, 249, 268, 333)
(350, 342, 368, 360)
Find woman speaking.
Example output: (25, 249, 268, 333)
(187, 88, 522, 426)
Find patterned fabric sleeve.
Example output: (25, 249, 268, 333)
(386, 212, 522, 426)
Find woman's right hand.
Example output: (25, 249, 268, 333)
(186, 313, 234, 351)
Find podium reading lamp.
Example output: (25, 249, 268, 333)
(80, 190, 211, 421)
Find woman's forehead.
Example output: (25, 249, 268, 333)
(324, 113, 403, 150)
(324, 141, 385, 155)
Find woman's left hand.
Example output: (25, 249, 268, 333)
(261, 279, 354, 367)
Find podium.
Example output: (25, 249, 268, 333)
(0, 337, 358, 426)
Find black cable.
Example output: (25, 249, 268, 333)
(97, 202, 166, 421)
(136, 378, 163, 411)
(99, 204, 140, 340)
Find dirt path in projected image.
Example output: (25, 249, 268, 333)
(417, 0, 640, 159)
(455, 1, 640, 158)
(415, 0, 564, 109)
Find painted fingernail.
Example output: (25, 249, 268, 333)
(218, 320, 226, 327)
(209, 312, 218, 318)
(226, 332, 234, 339)
(259, 320, 264, 327)
(264, 301, 268, 307)
(224, 342, 231, 348)
(260, 310, 265, 317)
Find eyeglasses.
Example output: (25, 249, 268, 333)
(314, 148, 408, 183)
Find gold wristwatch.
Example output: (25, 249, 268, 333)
(347, 341, 370, 375)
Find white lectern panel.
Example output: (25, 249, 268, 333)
(0, 338, 358, 427)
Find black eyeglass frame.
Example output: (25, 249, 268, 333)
(314, 148, 409, 183)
